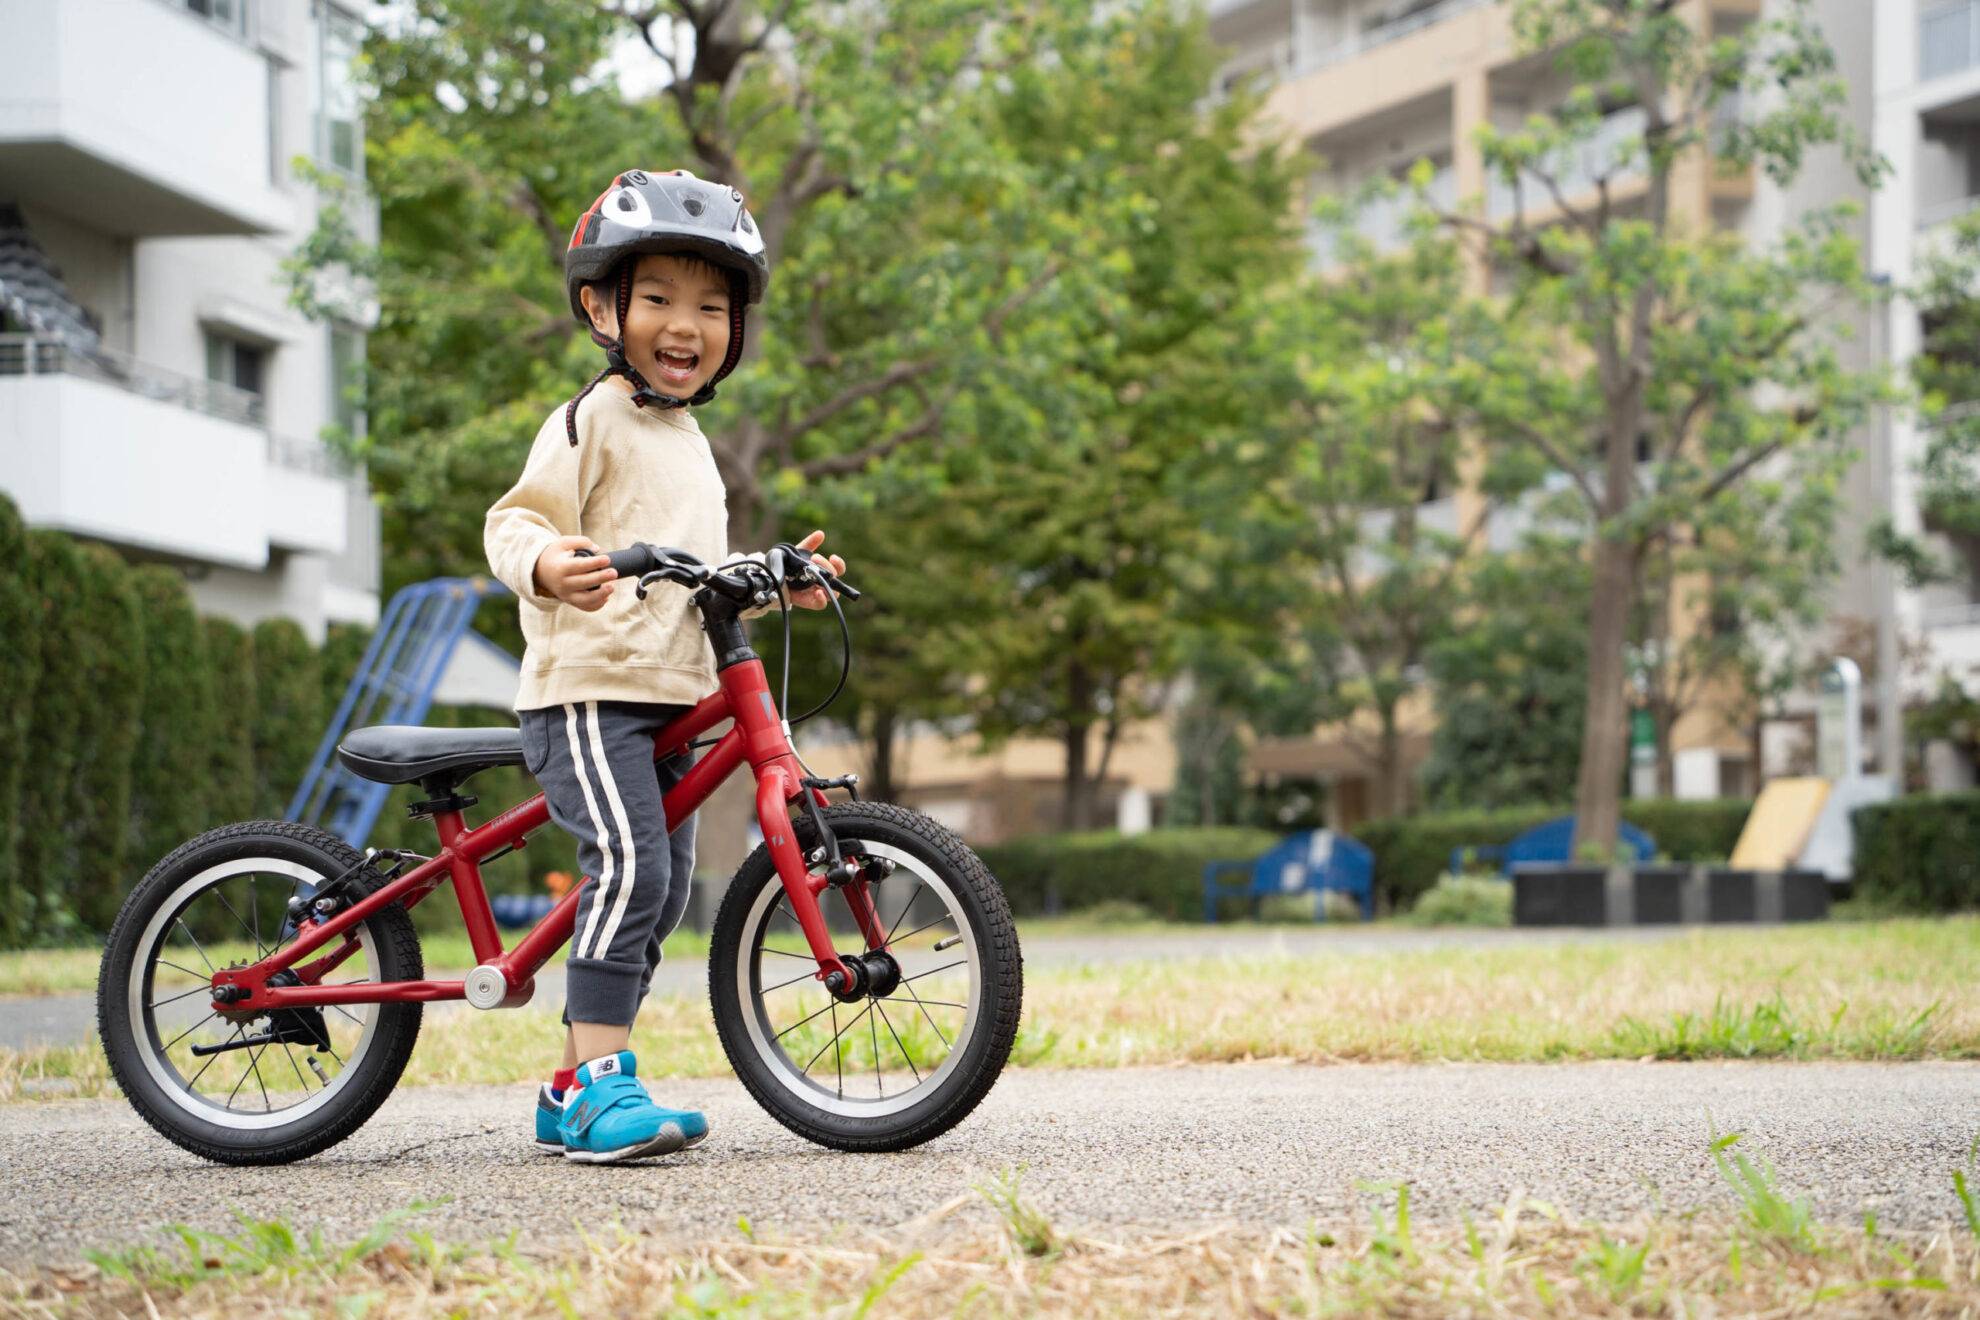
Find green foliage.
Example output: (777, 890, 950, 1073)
(201, 618, 258, 827)
(127, 567, 212, 878)
(14, 532, 90, 943)
(0, 496, 43, 945)
(1612, 993, 1941, 1062)
(1422, 542, 1589, 810)
(1711, 1132, 1818, 1251)
(1359, 800, 1752, 911)
(67, 543, 145, 932)
(1888, 209, 1980, 579)
(250, 619, 324, 818)
(1851, 791, 1980, 912)
(976, 827, 1278, 920)
(1402, 875, 1512, 928)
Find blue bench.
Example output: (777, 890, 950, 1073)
(1448, 815, 1656, 878)
(1203, 829, 1374, 923)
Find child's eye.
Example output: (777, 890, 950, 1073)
(702, 304, 726, 313)
(644, 295, 668, 305)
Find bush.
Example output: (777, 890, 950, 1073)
(68, 543, 145, 931)
(1401, 874, 1512, 927)
(1357, 799, 1754, 913)
(15, 532, 90, 942)
(251, 618, 323, 818)
(1851, 791, 1980, 912)
(201, 617, 258, 827)
(975, 827, 1278, 921)
(0, 495, 42, 946)
(128, 567, 212, 878)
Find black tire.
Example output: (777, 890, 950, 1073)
(708, 802, 1022, 1152)
(98, 821, 423, 1165)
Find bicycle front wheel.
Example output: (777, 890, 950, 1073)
(98, 821, 424, 1165)
(708, 802, 1022, 1151)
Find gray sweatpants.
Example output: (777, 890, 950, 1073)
(519, 700, 698, 1027)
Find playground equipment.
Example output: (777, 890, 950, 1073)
(287, 577, 518, 848)
(1202, 829, 1374, 922)
(1447, 815, 1656, 878)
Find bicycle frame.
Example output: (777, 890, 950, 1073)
(209, 649, 883, 1016)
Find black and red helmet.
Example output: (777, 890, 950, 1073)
(561, 169, 769, 425)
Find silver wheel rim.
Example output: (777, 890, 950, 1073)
(127, 857, 384, 1132)
(735, 840, 982, 1119)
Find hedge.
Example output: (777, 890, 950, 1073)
(69, 543, 144, 933)
(15, 532, 90, 941)
(251, 618, 323, 819)
(1852, 791, 1980, 912)
(202, 617, 258, 827)
(1356, 799, 1754, 913)
(975, 827, 1279, 921)
(0, 499, 42, 945)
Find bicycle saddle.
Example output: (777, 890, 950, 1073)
(336, 725, 526, 785)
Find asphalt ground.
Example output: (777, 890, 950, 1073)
(1, 925, 1684, 1051)
(2, 1060, 1972, 1267)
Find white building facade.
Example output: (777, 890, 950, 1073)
(0, 0, 378, 642)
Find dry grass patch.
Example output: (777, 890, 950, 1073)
(7, 1157, 1979, 1319)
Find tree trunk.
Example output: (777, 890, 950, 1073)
(1062, 656, 1094, 832)
(865, 704, 899, 803)
(1377, 704, 1409, 818)
(1574, 534, 1640, 856)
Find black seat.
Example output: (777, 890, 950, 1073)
(336, 725, 526, 786)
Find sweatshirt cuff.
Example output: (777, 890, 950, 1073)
(507, 530, 565, 614)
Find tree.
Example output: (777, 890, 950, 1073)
(251, 618, 325, 819)
(202, 618, 259, 827)
(128, 568, 212, 877)
(0, 496, 43, 945)
(1440, 0, 1885, 852)
(68, 543, 145, 932)
(15, 533, 90, 941)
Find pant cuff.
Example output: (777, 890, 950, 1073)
(564, 956, 646, 1028)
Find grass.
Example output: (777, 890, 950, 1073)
(5, 917, 1976, 1101)
(8, 1136, 1978, 1318)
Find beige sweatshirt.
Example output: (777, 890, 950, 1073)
(484, 383, 750, 711)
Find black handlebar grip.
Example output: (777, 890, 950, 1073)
(601, 545, 658, 579)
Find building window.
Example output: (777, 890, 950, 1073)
(206, 333, 267, 400)
(185, 0, 250, 38)
(315, 4, 365, 177)
(328, 322, 365, 438)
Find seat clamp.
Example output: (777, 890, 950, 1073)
(408, 792, 478, 821)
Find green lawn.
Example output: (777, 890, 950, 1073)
(3, 917, 1973, 1101)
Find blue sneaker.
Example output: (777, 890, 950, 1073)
(556, 1052, 707, 1164)
(534, 1083, 566, 1155)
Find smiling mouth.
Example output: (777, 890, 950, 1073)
(655, 348, 700, 382)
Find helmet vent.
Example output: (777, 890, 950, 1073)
(683, 196, 706, 217)
(741, 212, 755, 234)
(616, 193, 637, 212)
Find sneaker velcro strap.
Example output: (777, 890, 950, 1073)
(563, 1075, 644, 1139)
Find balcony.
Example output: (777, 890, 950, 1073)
(1293, 0, 1494, 79)
(1923, 600, 1980, 678)
(1923, 0, 1980, 85)
(0, 0, 290, 236)
(1487, 106, 1648, 220)
(1310, 165, 1456, 266)
(0, 334, 351, 566)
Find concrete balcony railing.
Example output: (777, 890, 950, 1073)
(1293, 0, 1495, 79)
(1487, 106, 1648, 219)
(0, 0, 291, 235)
(0, 334, 354, 565)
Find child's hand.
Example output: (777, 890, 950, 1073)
(789, 529, 847, 610)
(533, 535, 616, 611)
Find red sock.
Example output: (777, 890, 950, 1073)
(552, 1067, 578, 1094)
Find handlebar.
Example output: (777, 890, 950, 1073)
(585, 542, 861, 602)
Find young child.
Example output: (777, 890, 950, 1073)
(483, 169, 844, 1164)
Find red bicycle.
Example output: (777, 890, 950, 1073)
(97, 545, 1023, 1165)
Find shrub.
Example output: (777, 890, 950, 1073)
(975, 827, 1279, 921)
(128, 567, 212, 877)
(68, 543, 145, 931)
(1402, 874, 1512, 927)
(0, 494, 42, 946)
(15, 532, 90, 941)
(1851, 791, 1980, 912)
(251, 618, 323, 818)
(202, 617, 258, 827)
(1357, 799, 1754, 913)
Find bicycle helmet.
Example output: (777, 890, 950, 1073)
(562, 168, 770, 439)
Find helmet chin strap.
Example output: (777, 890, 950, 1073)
(566, 260, 743, 444)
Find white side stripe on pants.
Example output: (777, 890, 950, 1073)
(583, 701, 641, 962)
(568, 702, 618, 959)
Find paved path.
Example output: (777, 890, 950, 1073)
(2, 926, 1682, 1051)
(2, 1061, 1971, 1266)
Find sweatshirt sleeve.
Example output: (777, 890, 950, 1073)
(485, 415, 583, 615)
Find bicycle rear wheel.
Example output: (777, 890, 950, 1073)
(98, 821, 423, 1165)
(708, 802, 1022, 1151)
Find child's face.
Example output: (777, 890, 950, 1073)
(586, 252, 732, 399)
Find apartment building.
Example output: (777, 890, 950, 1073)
(0, 0, 378, 642)
(1209, 0, 1940, 819)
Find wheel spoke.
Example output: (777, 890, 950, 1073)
(758, 947, 816, 961)
(224, 1047, 260, 1109)
(160, 1011, 221, 1055)
(154, 960, 212, 983)
(900, 960, 966, 985)
(281, 1041, 312, 1092)
(145, 984, 211, 1012)
(186, 1026, 243, 1090)
(773, 998, 838, 1044)
(831, 1003, 842, 1097)
(758, 965, 821, 995)
(883, 880, 927, 945)
(175, 919, 216, 972)
(246, 1043, 272, 1112)
(901, 980, 952, 1049)
(875, 1002, 921, 1085)
(883, 914, 956, 949)
(330, 1005, 366, 1028)
(892, 998, 967, 1010)
(250, 876, 262, 956)
(869, 1002, 883, 1099)
(213, 889, 262, 954)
